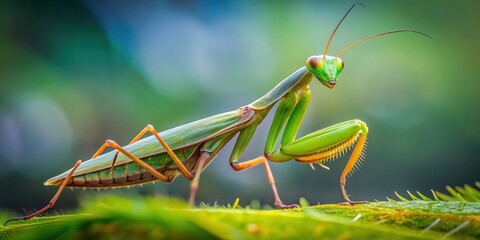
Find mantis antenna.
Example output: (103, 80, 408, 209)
(336, 29, 432, 57)
(323, 2, 365, 58)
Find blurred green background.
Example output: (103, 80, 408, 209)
(0, 0, 478, 213)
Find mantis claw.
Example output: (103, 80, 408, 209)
(4, 218, 18, 226)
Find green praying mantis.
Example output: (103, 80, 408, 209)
(6, 3, 430, 224)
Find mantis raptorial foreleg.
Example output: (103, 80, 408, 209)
(290, 127, 368, 204)
(91, 124, 194, 180)
(4, 160, 83, 225)
(340, 134, 368, 204)
(260, 88, 369, 205)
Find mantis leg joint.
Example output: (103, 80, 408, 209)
(230, 162, 242, 171)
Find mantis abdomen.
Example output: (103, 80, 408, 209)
(47, 145, 201, 188)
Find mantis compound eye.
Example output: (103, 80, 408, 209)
(306, 56, 324, 72)
(336, 59, 344, 73)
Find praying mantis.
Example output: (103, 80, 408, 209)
(6, 3, 430, 224)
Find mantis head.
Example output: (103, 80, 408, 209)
(306, 55, 343, 89)
(306, 2, 430, 90)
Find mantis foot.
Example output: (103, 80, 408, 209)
(275, 203, 300, 209)
(338, 200, 369, 206)
(4, 214, 32, 226)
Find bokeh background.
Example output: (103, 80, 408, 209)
(1, 0, 479, 213)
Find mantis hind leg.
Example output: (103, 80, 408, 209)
(267, 119, 369, 205)
(188, 152, 209, 206)
(4, 160, 82, 226)
(91, 124, 194, 180)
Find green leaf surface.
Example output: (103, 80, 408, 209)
(1, 195, 478, 240)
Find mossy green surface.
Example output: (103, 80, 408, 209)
(1, 195, 478, 240)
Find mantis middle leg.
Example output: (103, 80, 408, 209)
(230, 156, 299, 208)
